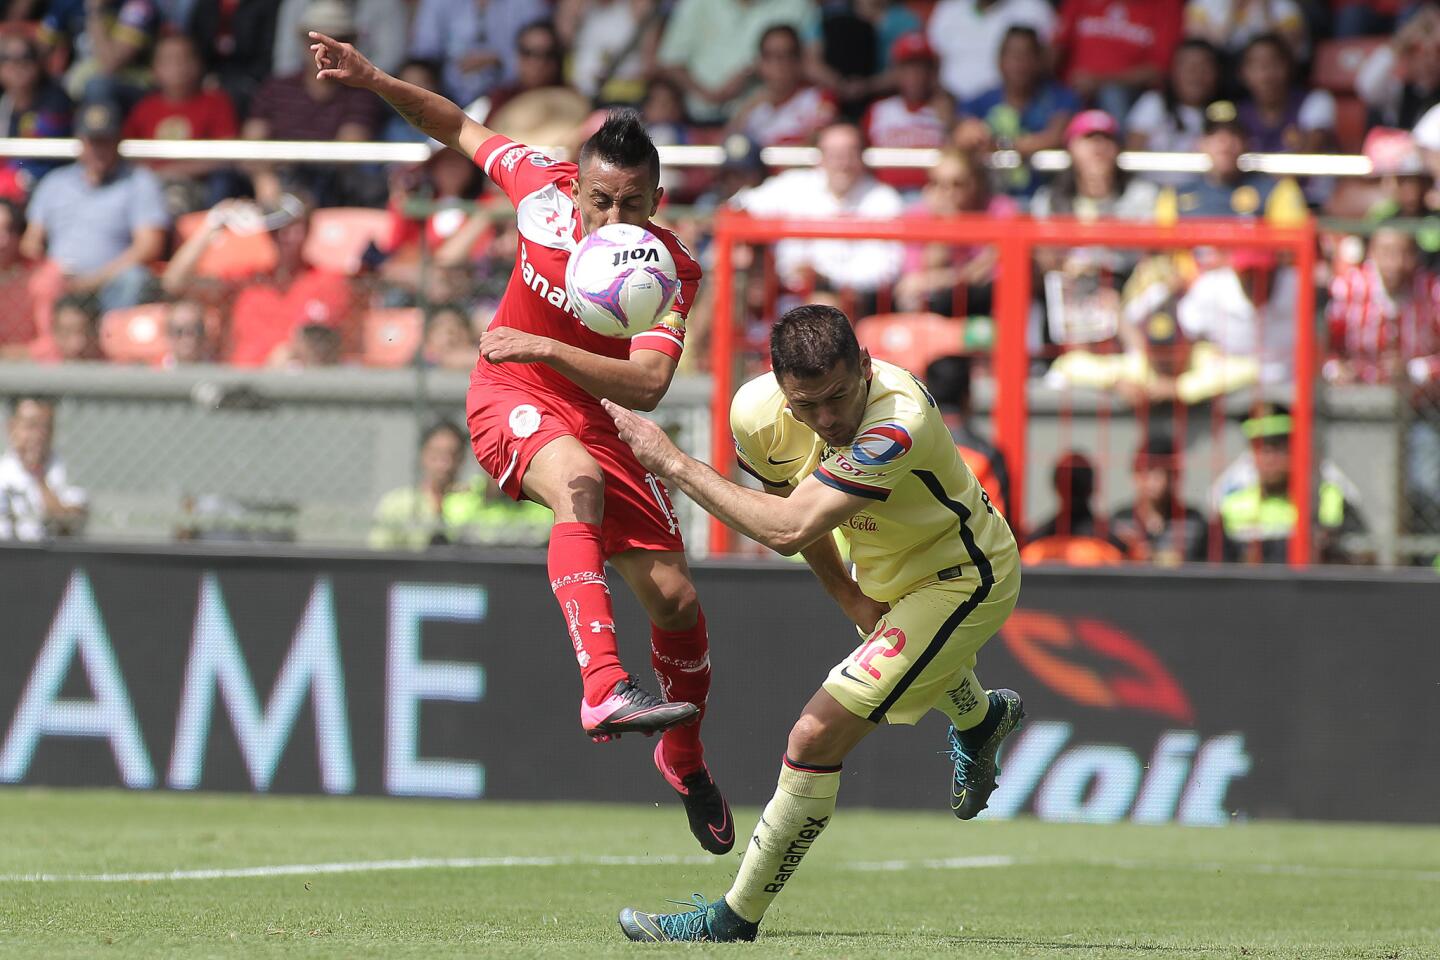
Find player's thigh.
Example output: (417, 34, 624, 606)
(520, 435, 607, 523)
(580, 417, 686, 556)
(466, 384, 598, 517)
(786, 687, 879, 768)
(609, 548, 699, 631)
(823, 577, 1018, 726)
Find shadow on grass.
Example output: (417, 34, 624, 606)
(773, 931, 1227, 953)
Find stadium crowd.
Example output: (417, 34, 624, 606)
(0, 0, 1437, 564)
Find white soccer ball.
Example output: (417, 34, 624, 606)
(565, 223, 680, 338)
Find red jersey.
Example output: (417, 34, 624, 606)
(862, 95, 950, 190)
(472, 134, 701, 408)
(1055, 0, 1181, 84)
(122, 89, 239, 141)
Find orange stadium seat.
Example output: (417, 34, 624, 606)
(363, 308, 423, 367)
(303, 207, 392, 275)
(175, 211, 278, 278)
(1312, 37, 1385, 95)
(100, 303, 222, 365)
(855, 312, 970, 371)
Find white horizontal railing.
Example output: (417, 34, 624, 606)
(0, 137, 1381, 177)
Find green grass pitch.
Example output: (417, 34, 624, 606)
(2, 788, 1436, 959)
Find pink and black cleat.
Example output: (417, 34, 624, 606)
(581, 675, 698, 743)
(654, 741, 734, 855)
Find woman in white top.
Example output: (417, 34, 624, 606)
(1125, 38, 1223, 167)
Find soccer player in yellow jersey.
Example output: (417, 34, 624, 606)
(604, 305, 1025, 943)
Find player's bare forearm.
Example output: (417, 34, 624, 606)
(666, 453, 815, 553)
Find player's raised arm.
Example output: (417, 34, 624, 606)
(309, 31, 494, 159)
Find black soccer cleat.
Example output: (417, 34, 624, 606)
(581, 675, 699, 743)
(654, 742, 735, 854)
(618, 893, 758, 942)
(948, 688, 1025, 820)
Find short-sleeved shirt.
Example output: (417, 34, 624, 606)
(730, 358, 1018, 601)
(928, 0, 1057, 102)
(248, 73, 382, 141)
(0, 450, 86, 542)
(123, 89, 238, 142)
(1237, 91, 1335, 153)
(964, 82, 1080, 194)
(225, 268, 356, 367)
(26, 162, 169, 274)
(471, 135, 702, 408)
(1, 82, 73, 181)
(1055, 0, 1181, 83)
(1172, 172, 1277, 218)
(1125, 90, 1204, 153)
(862, 95, 951, 191)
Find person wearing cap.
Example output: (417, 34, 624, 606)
(242, 0, 384, 207)
(957, 25, 1078, 197)
(1219, 404, 1366, 564)
(1112, 434, 1210, 564)
(860, 32, 955, 194)
(1170, 100, 1283, 219)
(22, 99, 168, 315)
(727, 24, 836, 149)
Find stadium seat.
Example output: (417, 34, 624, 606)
(303, 207, 392, 275)
(1018, 535, 1126, 566)
(855, 312, 970, 371)
(99, 303, 169, 364)
(1312, 37, 1386, 95)
(176, 210, 278, 278)
(362, 308, 423, 367)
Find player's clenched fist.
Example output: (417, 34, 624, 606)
(309, 31, 377, 88)
(602, 399, 681, 476)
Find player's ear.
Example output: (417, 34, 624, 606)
(859, 347, 872, 380)
(650, 185, 664, 218)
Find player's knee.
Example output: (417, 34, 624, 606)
(785, 714, 845, 767)
(648, 581, 699, 632)
(540, 455, 605, 522)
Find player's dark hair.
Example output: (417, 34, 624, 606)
(924, 355, 973, 411)
(421, 419, 466, 449)
(770, 304, 861, 381)
(577, 108, 660, 190)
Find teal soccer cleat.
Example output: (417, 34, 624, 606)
(618, 893, 759, 942)
(949, 688, 1025, 820)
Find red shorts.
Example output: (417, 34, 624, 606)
(466, 377, 684, 557)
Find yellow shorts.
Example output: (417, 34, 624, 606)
(823, 559, 1020, 725)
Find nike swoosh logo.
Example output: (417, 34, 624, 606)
(767, 455, 802, 465)
(708, 805, 733, 845)
(839, 666, 873, 687)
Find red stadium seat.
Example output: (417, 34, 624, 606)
(303, 207, 391, 276)
(99, 303, 170, 364)
(175, 210, 278, 278)
(1312, 37, 1385, 95)
(855, 312, 970, 371)
(363, 308, 423, 367)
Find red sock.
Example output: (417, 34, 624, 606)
(548, 522, 627, 705)
(652, 607, 711, 775)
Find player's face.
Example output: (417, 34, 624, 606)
(779, 351, 873, 448)
(572, 161, 661, 235)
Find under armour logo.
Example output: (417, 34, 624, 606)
(545, 211, 559, 224)
(590, 620, 617, 634)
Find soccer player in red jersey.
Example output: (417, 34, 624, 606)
(309, 32, 732, 854)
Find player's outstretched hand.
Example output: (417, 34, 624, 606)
(309, 31, 377, 88)
(602, 399, 681, 476)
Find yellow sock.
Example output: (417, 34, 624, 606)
(935, 669, 989, 732)
(724, 757, 841, 923)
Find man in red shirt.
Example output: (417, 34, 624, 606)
(1053, 0, 1181, 119)
(310, 31, 733, 855)
(861, 34, 955, 193)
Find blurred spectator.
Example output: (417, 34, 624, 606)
(1325, 227, 1440, 385)
(369, 420, 551, 550)
(122, 34, 240, 213)
(927, 0, 1055, 104)
(732, 122, 903, 297)
(271, 0, 406, 79)
(1355, 5, 1440, 131)
(1170, 101, 1282, 217)
(1236, 32, 1334, 154)
(486, 21, 570, 117)
(409, 0, 535, 107)
(1333, 0, 1428, 38)
(727, 24, 836, 147)
(37, 293, 104, 362)
(694, 132, 769, 212)
(1053, 0, 1182, 120)
(380, 60, 443, 143)
(1032, 450, 1111, 540)
(640, 76, 691, 147)
(897, 148, 1013, 315)
(23, 100, 168, 313)
(656, 0, 813, 124)
(1124, 38, 1223, 171)
(184, 0, 282, 113)
(159, 299, 214, 366)
(0, 395, 87, 541)
(1183, 0, 1306, 60)
(243, 0, 384, 207)
(561, 0, 661, 104)
(162, 197, 355, 366)
(415, 303, 479, 371)
(0, 198, 35, 358)
(957, 25, 1078, 197)
(804, 0, 925, 113)
(0, 33, 73, 186)
(384, 148, 486, 273)
(271, 320, 342, 368)
(926, 354, 1011, 516)
(41, 0, 161, 107)
(1362, 132, 1440, 257)
(861, 33, 955, 194)
(1111, 434, 1210, 564)
(1220, 403, 1365, 564)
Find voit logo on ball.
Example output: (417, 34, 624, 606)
(850, 423, 912, 465)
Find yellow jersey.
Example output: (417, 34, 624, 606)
(730, 359, 1019, 602)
